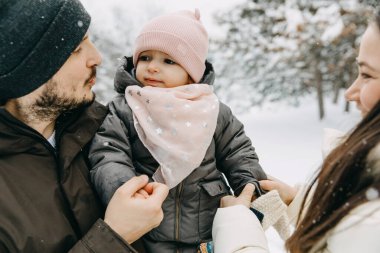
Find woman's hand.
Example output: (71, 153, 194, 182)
(259, 175, 297, 205)
(220, 183, 255, 208)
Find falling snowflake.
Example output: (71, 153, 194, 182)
(365, 188, 379, 201)
(77, 20, 84, 27)
(185, 122, 192, 127)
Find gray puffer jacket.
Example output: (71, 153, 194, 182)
(89, 57, 267, 253)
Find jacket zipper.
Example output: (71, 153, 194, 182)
(41, 132, 83, 238)
(1, 108, 85, 237)
(10, 115, 82, 238)
(175, 181, 184, 253)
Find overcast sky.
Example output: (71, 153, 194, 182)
(81, 0, 245, 37)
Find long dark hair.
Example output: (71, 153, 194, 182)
(286, 97, 380, 252)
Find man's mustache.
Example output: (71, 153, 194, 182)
(85, 67, 97, 84)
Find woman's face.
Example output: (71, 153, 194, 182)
(345, 24, 380, 116)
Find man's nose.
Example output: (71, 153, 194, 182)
(87, 42, 102, 67)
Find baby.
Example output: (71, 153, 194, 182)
(89, 9, 267, 253)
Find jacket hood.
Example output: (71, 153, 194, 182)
(114, 56, 216, 94)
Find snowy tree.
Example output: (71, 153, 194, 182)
(212, 0, 373, 118)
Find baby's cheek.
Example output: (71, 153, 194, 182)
(360, 83, 380, 112)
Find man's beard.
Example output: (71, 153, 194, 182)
(19, 78, 95, 123)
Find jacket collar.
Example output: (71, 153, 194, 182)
(0, 101, 107, 156)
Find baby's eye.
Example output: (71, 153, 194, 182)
(164, 58, 176, 65)
(139, 55, 150, 61)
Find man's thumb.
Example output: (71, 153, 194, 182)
(118, 175, 149, 197)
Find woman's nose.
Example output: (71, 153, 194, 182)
(345, 78, 360, 102)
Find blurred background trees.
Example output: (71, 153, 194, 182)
(85, 0, 375, 119)
(212, 0, 374, 118)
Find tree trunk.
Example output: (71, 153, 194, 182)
(345, 100, 350, 112)
(315, 61, 324, 120)
(333, 81, 340, 104)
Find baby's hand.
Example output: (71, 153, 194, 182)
(259, 176, 297, 205)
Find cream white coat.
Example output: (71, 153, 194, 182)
(212, 130, 380, 253)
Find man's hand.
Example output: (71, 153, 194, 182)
(104, 175, 169, 243)
(220, 183, 255, 208)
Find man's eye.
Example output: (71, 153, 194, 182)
(72, 47, 82, 54)
(139, 55, 150, 61)
(164, 59, 176, 65)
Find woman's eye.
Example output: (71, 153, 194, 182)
(361, 73, 371, 79)
(164, 59, 176, 65)
(139, 55, 150, 61)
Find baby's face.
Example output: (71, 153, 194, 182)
(136, 50, 192, 88)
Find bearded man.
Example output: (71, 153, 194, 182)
(0, 1, 168, 252)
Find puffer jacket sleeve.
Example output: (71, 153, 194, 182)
(69, 219, 138, 253)
(214, 102, 267, 195)
(88, 94, 137, 205)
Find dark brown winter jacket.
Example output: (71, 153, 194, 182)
(89, 57, 267, 253)
(0, 101, 137, 253)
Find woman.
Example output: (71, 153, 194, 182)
(212, 8, 380, 253)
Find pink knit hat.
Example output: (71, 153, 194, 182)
(133, 9, 209, 83)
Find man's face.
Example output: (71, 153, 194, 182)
(8, 32, 102, 122)
(49, 32, 101, 105)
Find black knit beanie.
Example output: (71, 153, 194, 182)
(0, 0, 91, 103)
